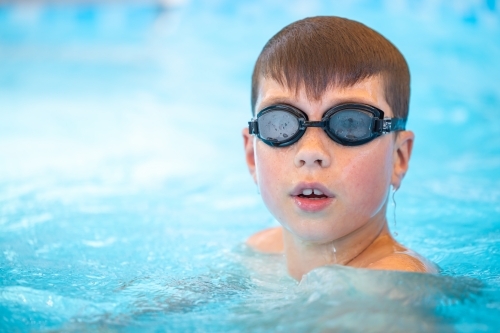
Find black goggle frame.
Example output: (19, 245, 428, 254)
(248, 103, 407, 147)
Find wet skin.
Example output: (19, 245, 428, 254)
(243, 76, 437, 280)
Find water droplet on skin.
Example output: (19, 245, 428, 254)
(392, 186, 398, 237)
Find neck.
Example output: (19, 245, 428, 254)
(282, 213, 387, 280)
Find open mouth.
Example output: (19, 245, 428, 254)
(297, 189, 329, 199)
(292, 187, 333, 212)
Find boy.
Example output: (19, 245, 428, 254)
(242, 16, 437, 280)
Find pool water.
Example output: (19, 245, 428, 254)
(1, 0, 499, 332)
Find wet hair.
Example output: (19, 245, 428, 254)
(251, 16, 410, 119)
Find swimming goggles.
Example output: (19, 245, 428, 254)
(248, 103, 407, 147)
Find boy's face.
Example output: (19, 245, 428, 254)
(243, 75, 414, 244)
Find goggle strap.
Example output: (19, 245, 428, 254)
(376, 118, 407, 134)
(390, 118, 407, 132)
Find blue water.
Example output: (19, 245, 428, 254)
(1, 0, 499, 332)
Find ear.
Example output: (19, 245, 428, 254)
(391, 131, 414, 190)
(242, 127, 257, 183)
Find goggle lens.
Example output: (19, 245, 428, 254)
(328, 109, 373, 142)
(258, 110, 300, 143)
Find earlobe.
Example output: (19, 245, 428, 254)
(242, 128, 257, 183)
(391, 131, 414, 190)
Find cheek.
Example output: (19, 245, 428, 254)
(254, 144, 288, 210)
(339, 143, 393, 216)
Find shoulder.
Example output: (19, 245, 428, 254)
(367, 251, 438, 274)
(246, 227, 284, 254)
(351, 228, 438, 274)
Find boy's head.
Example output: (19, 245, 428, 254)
(251, 16, 410, 119)
(244, 16, 414, 247)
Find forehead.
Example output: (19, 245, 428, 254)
(255, 75, 393, 117)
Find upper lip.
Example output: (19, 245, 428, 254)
(290, 182, 335, 197)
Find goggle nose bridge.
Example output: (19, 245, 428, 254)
(298, 119, 327, 130)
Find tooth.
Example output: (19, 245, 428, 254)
(302, 189, 313, 195)
(313, 189, 323, 195)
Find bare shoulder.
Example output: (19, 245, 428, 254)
(367, 251, 438, 274)
(246, 227, 284, 254)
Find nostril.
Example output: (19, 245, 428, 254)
(293, 135, 331, 168)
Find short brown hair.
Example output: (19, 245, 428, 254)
(251, 16, 410, 119)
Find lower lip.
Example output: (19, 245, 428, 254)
(292, 196, 334, 212)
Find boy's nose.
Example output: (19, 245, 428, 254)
(293, 128, 331, 168)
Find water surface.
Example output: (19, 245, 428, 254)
(1, 0, 499, 331)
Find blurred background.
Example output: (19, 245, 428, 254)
(1, 0, 499, 250)
(0, 0, 499, 331)
(0, 0, 499, 197)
